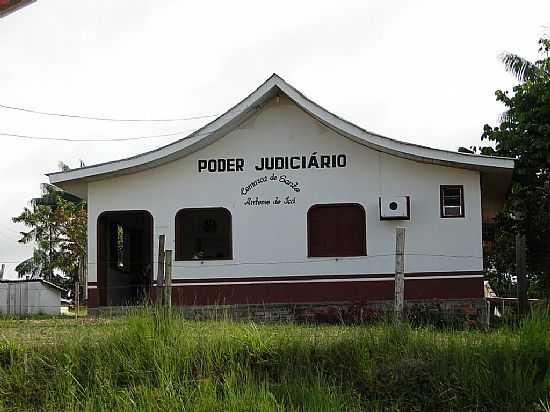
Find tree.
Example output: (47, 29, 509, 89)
(13, 183, 87, 290)
(481, 37, 550, 297)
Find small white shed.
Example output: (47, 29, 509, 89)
(0, 279, 64, 316)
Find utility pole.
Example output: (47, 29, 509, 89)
(48, 218, 54, 282)
(515, 233, 528, 316)
(394, 227, 406, 321)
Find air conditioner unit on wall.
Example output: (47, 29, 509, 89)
(379, 196, 410, 220)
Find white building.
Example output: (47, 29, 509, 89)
(0, 279, 63, 316)
(47, 75, 514, 314)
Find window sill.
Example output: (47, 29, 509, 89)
(307, 255, 367, 260)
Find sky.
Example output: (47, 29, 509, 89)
(0, 1, 549, 279)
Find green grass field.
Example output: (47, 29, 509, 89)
(1, 309, 549, 411)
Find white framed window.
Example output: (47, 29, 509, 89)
(440, 185, 464, 218)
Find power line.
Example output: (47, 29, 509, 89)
(0, 128, 202, 142)
(0, 103, 219, 122)
(79, 253, 484, 268)
(0, 253, 487, 267)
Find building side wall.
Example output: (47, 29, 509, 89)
(86, 97, 483, 306)
(0, 282, 60, 315)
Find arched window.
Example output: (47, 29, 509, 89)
(307, 203, 366, 257)
(175, 208, 232, 261)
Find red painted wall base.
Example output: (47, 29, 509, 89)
(87, 275, 484, 308)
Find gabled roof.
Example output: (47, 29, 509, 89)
(48, 74, 514, 198)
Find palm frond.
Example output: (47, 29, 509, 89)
(17, 229, 36, 244)
(499, 52, 540, 82)
(15, 251, 46, 279)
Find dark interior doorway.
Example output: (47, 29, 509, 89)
(97, 211, 153, 306)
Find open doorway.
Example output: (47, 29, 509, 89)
(97, 211, 153, 306)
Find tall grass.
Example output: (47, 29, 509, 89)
(0, 308, 549, 411)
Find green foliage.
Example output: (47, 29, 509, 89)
(0, 339, 22, 369)
(481, 37, 550, 297)
(12, 183, 86, 290)
(0, 309, 550, 411)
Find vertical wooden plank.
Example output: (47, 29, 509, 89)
(157, 235, 165, 305)
(515, 233, 528, 316)
(394, 227, 406, 321)
(80, 258, 88, 302)
(18, 282, 22, 316)
(75, 282, 80, 320)
(7, 284, 10, 315)
(164, 250, 172, 308)
(26, 280, 30, 316)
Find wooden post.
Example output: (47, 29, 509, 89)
(75, 281, 80, 320)
(164, 250, 172, 309)
(80, 258, 88, 302)
(394, 227, 406, 321)
(0, 264, 4, 279)
(515, 233, 528, 316)
(157, 235, 165, 305)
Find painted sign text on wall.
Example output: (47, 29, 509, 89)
(197, 153, 347, 208)
(244, 196, 296, 207)
(241, 173, 300, 207)
(241, 173, 300, 196)
(198, 153, 347, 173)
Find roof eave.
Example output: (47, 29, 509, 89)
(47, 74, 515, 186)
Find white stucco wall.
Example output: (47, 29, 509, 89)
(0, 281, 61, 315)
(86, 97, 482, 283)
